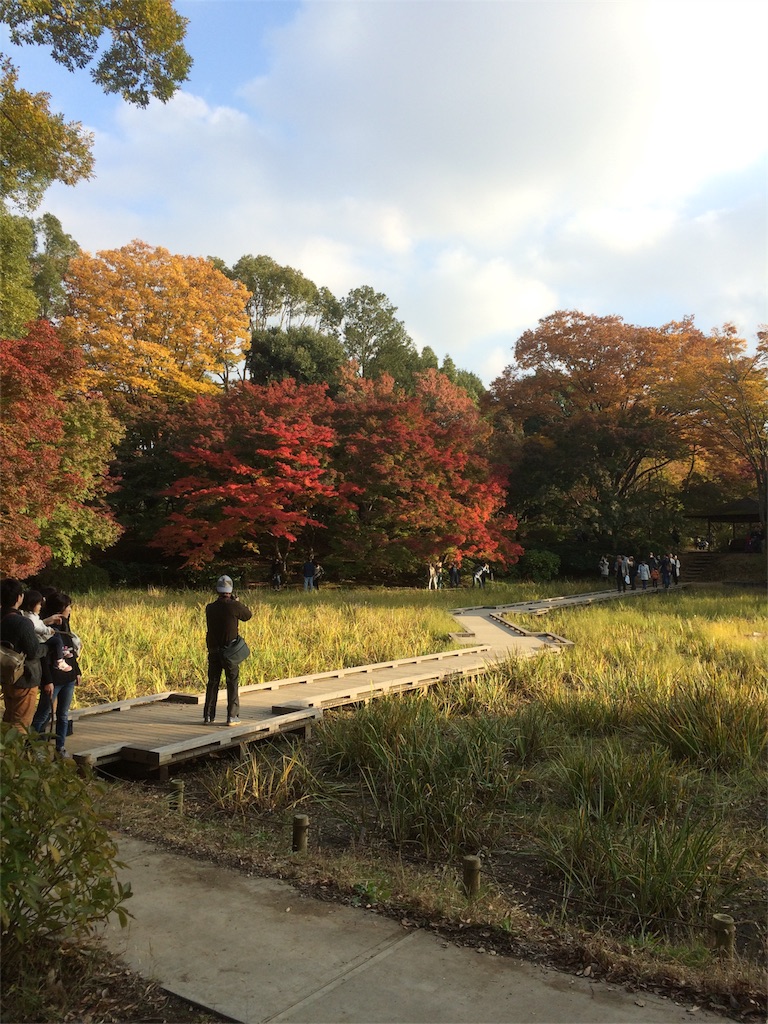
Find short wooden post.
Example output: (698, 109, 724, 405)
(292, 813, 309, 853)
(712, 914, 736, 958)
(462, 855, 481, 898)
(169, 779, 185, 814)
(76, 754, 95, 778)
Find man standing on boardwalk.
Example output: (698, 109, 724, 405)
(204, 576, 252, 726)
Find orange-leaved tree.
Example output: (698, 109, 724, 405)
(687, 325, 768, 527)
(61, 240, 251, 405)
(488, 311, 717, 546)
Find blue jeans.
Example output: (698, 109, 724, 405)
(304, 576, 314, 591)
(31, 680, 75, 752)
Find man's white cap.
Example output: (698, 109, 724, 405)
(216, 575, 233, 594)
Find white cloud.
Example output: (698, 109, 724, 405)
(37, 0, 767, 382)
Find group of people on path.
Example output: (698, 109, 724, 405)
(427, 561, 457, 589)
(599, 552, 681, 591)
(1, 577, 82, 756)
(1, 573, 255, 746)
(426, 560, 491, 589)
(269, 558, 326, 592)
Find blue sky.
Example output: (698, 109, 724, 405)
(4, 0, 767, 382)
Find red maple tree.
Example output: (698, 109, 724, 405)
(0, 320, 120, 577)
(328, 368, 521, 574)
(153, 379, 340, 566)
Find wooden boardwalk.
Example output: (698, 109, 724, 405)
(65, 588, 653, 776)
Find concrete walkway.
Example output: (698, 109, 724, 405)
(101, 836, 729, 1024)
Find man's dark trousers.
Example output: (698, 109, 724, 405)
(205, 650, 240, 722)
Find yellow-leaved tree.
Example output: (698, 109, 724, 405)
(61, 240, 252, 402)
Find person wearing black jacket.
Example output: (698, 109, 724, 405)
(204, 575, 252, 726)
(31, 593, 80, 756)
(1, 578, 52, 730)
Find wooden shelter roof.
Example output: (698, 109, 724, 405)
(685, 497, 761, 523)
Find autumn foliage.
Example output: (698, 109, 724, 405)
(0, 320, 121, 576)
(329, 369, 520, 573)
(151, 369, 520, 573)
(61, 241, 251, 402)
(153, 379, 339, 566)
(4, 224, 764, 584)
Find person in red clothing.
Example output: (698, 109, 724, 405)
(203, 576, 252, 726)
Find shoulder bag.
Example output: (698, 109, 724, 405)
(0, 642, 26, 686)
(221, 636, 250, 666)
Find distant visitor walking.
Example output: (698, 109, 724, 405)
(303, 559, 316, 591)
(204, 576, 252, 726)
(473, 563, 490, 588)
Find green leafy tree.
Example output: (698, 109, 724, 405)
(0, 211, 79, 335)
(31, 212, 80, 319)
(418, 345, 440, 371)
(341, 285, 419, 383)
(0, 56, 94, 212)
(0, 729, 131, 972)
(0, 209, 37, 336)
(1, 0, 191, 106)
(246, 324, 347, 389)
(231, 254, 320, 331)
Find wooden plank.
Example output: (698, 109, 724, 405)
(235, 646, 489, 696)
(69, 691, 175, 720)
(271, 661, 483, 713)
(120, 709, 322, 767)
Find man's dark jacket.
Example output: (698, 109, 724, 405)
(205, 596, 252, 651)
(0, 610, 44, 687)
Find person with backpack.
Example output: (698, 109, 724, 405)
(0, 578, 52, 730)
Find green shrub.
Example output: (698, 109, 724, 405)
(0, 729, 131, 968)
(516, 549, 561, 582)
(33, 562, 111, 592)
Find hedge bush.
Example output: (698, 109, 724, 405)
(0, 728, 131, 968)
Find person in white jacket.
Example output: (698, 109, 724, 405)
(636, 559, 651, 590)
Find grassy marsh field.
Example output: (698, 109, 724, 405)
(70, 579, 596, 705)
(81, 583, 766, 1010)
